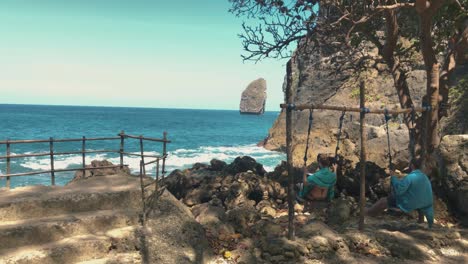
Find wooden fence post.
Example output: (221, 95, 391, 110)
(49, 137, 55, 186)
(359, 81, 367, 230)
(139, 160, 146, 223)
(285, 59, 295, 240)
(139, 136, 146, 175)
(119, 130, 125, 168)
(162, 132, 167, 177)
(155, 159, 160, 191)
(6, 139, 11, 189)
(82, 136, 86, 173)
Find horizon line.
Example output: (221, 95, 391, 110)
(0, 103, 282, 112)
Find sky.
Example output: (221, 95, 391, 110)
(0, 0, 287, 111)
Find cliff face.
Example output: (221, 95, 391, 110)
(240, 78, 267, 115)
(264, 37, 426, 168)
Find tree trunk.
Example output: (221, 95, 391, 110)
(382, 10, 421, 159)
(416, 0, 444, 171)
(285, 59, 296, 240)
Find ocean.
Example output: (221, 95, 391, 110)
(0, 104, 285, 188)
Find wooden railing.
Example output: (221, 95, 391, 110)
(0, 131, 170, 189)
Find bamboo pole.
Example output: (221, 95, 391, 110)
(155, 159, 160, 191)
(161, 132, 167, 177)
(3, 165, 129, 177)
(120, 152, 162, 158)
(0, 150, 119, 160)
(0, 137, 120, 145)
(279, 104, 432, 114)
(6, 139, 11, 189)
(285, 59, 295, 240)
(82, 136, 86, 174)
(139, 160, 146, 223)
(0, 150, 159, 160)
(119, 130, 125, 169)
(139, 136, 146, 175)
(125, 134, 171, 143)
(359, 81, 367, 231)
(143, 158, 160, 166)
(49, 137, 55, 186)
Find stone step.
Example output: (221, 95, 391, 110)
(0, 226, 140, 264)
(75, 252, 142, 264)
(0, 175, 144, 222)
(0, 210, 140, 251)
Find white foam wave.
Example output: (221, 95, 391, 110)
(165, 144, 284, 172)
(14, 145, 284, 174)
(21, 154, 108, 171)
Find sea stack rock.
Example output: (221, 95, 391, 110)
(239, 78, 267, 115)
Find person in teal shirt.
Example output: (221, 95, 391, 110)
(299, 154, 337, 201)
(365, 158, 434, 228)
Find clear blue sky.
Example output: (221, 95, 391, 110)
(0, 0, 287, 111)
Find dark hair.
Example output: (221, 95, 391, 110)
(317, 154, 331, 168)
(409, 158, 422, 169)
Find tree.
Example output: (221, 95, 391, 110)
(229, 0, 467, 170)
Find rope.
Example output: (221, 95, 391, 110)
(361, 107, 370, 113)
(409, 106, 416, 160)
(287, 103, 296, 111)
(303, 109, 313, 167)
(334, 110, 346, 163)
(384, 109, 394, 170)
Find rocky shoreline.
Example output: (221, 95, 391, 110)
(161, 156, 467, 264)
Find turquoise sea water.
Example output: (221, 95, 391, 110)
(0, 104, 285, 188)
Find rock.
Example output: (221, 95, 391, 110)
(144, 189, 215, 263)
(192, 162, 209, 171)
(191, 203, 226, 225)
(327, 197, 352, 225)
(184, 188, 212, 206)
(337, 161, 387, 199)
(225, 156, 266, 176)
(163, 169, 192, 200)
(239, 78, 267, 115)
(309, 235, 331, 252)
(209, 159, 227, 171)
(294, 203, 304, 213)
(267, 161, 303, 187)
(261, 32, 425, 169)
(260, 236, 309, 263)
(254, 221, 284, 237)
(439, 135, 468, 216)
(226, 205, 260, 235)
(70, 160, 130, 183)
(259, 206, 277, 218)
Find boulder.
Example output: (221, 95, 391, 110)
(225, 156, 266, 176)
(209, 159, 227, 171)
(226, 205, 260, 235)
(439, 135, 468, 215)
(184, 188, 212, 206)
(261, 31, 426, 169)
(239, 78, 267, 115)
(144, 189, 214, 263)
(337, 161, 388, 199)
(191, 203, 227, 225)
(163, 169, 193, 199)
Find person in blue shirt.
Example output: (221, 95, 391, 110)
(365, 158, 434, 228)
(299, 154, 337, 201)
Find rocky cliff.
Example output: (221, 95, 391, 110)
(239, 78, 267, 115)
(263, 36, 426, 169)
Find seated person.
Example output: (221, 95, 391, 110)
(365, 158, 434, 228)
(298, 154, 337, 201)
